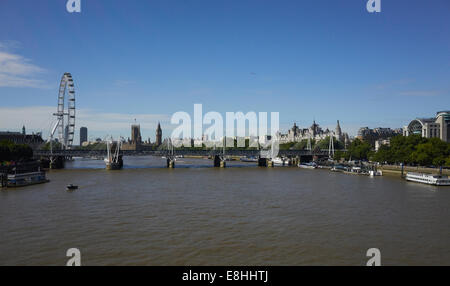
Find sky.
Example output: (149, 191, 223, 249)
(0, 0, 449, 144)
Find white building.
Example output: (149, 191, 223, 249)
(278, 120, 348, 144)
(403, 111, 450, 143)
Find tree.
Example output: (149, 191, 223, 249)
(445, 157, 450, 168)
(316, 136, 344, 150)
(0, 140, 33, 162)
(10, 144, 33, 161)
(41, 141, 63, 151)
(370, 144, 391, 164)
(0, 145, 11, 162)
(347, 138, 372, 160)
(370, 135, 450, 166)
(334, 150, 347, 161)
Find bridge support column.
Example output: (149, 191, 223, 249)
(50, 156, 65, 169)
(167, 157, 175, 168)
(258, 158, 267, 167)
(1, 173, 7, 188)
(213, 155, 226, 168)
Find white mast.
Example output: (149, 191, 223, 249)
(329, 133, 335, 159)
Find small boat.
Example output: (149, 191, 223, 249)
(66, 184, 78, 191)
(240, 156, 258, 163)
(369, 170, 383, 177)
(331, 165, 348, 172)
(405, 172, 450, 186)
(272, 157, 285, 166)
(283, 158, 292, 166)
(299, 162, 318, 169)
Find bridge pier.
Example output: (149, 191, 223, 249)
(50, 156, 65, 169)
(1, 173, 7, 188)
(167, 157, 175, 168)
(213, 155, 226, 168)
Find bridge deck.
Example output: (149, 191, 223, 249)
(34, 149, 334, 157)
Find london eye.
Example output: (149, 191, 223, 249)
(50, 72, 76, 150)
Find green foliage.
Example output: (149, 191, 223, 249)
(445, 157, 450, 168)
(292, 139, 309, 150)
(370, 144, 391, 163)
(370, 135, 450, 166)
(80, 142, 107, 150)
(0, 140, 34, 162)
(279, 142, 295, 150)
(316, 136, 345, 150)
(41, 141, 63, 151)
(334, 150, 347, 161)
(346, 138, 372, 160)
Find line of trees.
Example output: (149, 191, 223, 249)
(0, 140, 34, 163)
(164, 136, 345, 151)
(280, 136, 345, 151)
(370, 135, 450, 167)
(334, 135, 450, 167)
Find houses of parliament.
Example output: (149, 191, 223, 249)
(122, 122, 163, 151)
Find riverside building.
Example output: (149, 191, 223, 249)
(403, 111, 450, 143)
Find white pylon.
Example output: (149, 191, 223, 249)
(329, 133, 335, 159)
(307, 134, 312, 151)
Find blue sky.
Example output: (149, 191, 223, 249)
(0, 0, 449, 142)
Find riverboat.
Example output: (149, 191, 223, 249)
(405, 173, 450, 186)
(6, 171, 49, 188)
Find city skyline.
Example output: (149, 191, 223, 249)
(1, 0, 449, 142)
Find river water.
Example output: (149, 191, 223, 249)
(0, 156, 449, 265)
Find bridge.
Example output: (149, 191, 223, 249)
(35, 148, 333, 169)
(34, 149, 332, 158)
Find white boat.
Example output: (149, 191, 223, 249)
(405, 172, 450, 186)
(299, 162, 317, 169)
(272, 157, 285, 166)
(283, 158, 292, 166)
(369, 170, 383, 177)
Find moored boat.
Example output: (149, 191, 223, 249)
(7, 171, 49, 188)
(271, 157, 285, 166)
(298, 162, 317, 169)
(240, 156, 258, 163)
(405, 172, 450, 186)
(369, 170, 383, 177)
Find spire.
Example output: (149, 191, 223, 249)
(156, 122, 162, 146)
(335, 120, 342, 136)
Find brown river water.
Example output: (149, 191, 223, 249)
(0, 156, 449, 265)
